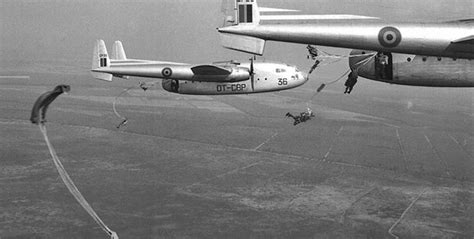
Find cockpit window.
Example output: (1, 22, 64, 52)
(276, 68, 286, 73)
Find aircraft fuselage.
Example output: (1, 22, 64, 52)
(350, 50, 474, 87)
(162, 62, 308, 95)
(92, 40, 309, 95)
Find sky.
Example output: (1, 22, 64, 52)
(1, 0, 473, 67)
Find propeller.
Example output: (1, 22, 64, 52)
(249, 57, 254, 76)
(249, 56, 255, 91)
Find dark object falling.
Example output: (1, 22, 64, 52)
(317, 83, 326, 93)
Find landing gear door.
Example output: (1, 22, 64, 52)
(375, 52, 393, 81)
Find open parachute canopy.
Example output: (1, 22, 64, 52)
(30, 85, 70, 124)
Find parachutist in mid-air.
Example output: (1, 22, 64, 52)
(139, 82, 149, 91)
(307, 45, 321, 74)
(30, 85, 71, 125)
(309, 60, 321, 74)
(307, 45, 318, 60)
(285, 108, 315, 125)
(116, 119, 128, 129)
(344, 70, 358, 94)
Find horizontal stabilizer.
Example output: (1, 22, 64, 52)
(452, 35, 474, 44)
(220, 33, 266, 55)
(191, 65, 232, 75)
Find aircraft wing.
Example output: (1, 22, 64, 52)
(191, 65, 232, 76)
(445, 19, 474, 23)
(452, 35, 474, 45)
(259, 7, 300, 13)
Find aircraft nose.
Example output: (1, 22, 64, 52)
(298, 71, 308, 83)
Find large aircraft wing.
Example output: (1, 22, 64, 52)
(445, 19, 474, 23)
(452, 35, 474, 44)
(218, 0, 377, 55)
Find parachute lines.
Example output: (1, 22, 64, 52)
(39, 124, 119, 239)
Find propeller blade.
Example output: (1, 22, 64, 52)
(250, 57, 254, 76)
(249, 57, 255, 91)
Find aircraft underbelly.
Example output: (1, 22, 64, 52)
(178, 81, 253, 95)
(162, 74, 306, 95)
(354, 54, 474, 87)
(394, 57, 474, 87)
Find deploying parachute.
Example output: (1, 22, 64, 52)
(30, 85, 119, 238)
(30, 85, 70, 124)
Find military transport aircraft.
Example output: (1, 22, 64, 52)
(217, 0, 474, 87)
(91, 40, 308, 94)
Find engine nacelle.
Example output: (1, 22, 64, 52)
(191, 65, 250, 82)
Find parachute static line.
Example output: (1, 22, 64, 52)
(306, 45, 375, 69)
(308, 45, 376, 59)
(112, 82, 160, 128)
(304, 47, 376, 109)
(308, 48, 376, 88)
(39, 124, 119, 239)
(112, 86, 135, 128)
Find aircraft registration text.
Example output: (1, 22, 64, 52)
(217, 84, 247, 92)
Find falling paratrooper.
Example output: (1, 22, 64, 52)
(285, 108, 315, 126)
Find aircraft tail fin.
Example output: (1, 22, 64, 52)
(219, 0, 265, 55)
(236, 0, 260, 25)
(111, 41, 127, 60)
(91, 39, 113, 82)
(222, 0, 262, 26)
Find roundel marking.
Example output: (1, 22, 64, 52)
(162, 67, 173, 77)
(378, 26, 402, 48)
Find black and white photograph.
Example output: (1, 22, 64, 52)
(1, 0, 473, 238)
